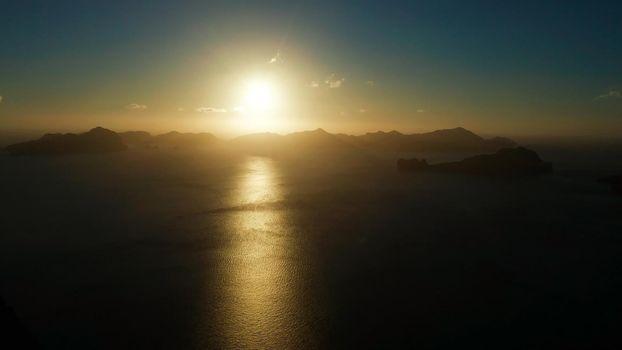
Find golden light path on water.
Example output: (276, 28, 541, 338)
(217, 157, 302, 349)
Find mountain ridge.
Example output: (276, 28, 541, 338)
(4, 126, 517, 156)
(4, 127, 127, 155)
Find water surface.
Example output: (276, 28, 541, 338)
(1, 150, 622, 349)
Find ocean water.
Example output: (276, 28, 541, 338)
(1, 149, 621, 349)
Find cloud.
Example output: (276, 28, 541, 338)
(233, 106, 246, 113)
(325, 74, 345, 88)
(594, 89, 622, 100)
(417, 109, 425, 113)
(177, 107, 185, 112)
(309, 81, 320, 88)
(365, 80, 375, 87)
(195, 107, 227, 113)
(268, 51, 282, 64)
(0, 96, 3, 104)
(126, 103, 147, 110)
(359, 108, 367, 113)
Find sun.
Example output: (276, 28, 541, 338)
(235, 77, 287, 132)
(243, 79, 277, 113)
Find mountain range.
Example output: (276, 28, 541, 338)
(4, 126, 516, 156)
(4, 127, 127, 155)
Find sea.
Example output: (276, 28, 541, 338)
(1, 144, 621, 349)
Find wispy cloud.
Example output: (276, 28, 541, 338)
(594, 89, 622, 100)
(0, 96, 3, 104)
(325, 74, 345, 88)
(195, 107, 227, 113)
(309, 81, 320, 88)
(177, 107, 185, 112)
(417, 109, 426, 113)
(365, 80, 375, 87)
(126, 103, 147, 110)
(268, 51, 282, 64)
(359, 108, 367, 113)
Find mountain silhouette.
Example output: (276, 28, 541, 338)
(4, 127, 126, 155)
(5, 126, 516, 157)
(232, 127, 515, 157)
(397, 147, 552, 176)
(342, 127, 516, 153)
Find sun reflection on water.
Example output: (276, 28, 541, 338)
(218, 157, 301, 349)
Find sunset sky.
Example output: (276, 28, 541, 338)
(1, 0, 621, 137)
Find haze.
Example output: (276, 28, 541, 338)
(1, 1, 621, 138)
(2, 2, 622, 349)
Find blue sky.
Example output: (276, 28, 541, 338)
(1, 0, 621, 136)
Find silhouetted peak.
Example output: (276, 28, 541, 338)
(87, 127, 118, 136)
(6, 127, 126, 155)
(426, 127, 482, 141)
(312, 128, 328, 134)
(433, 127, 473, 135)
(287, 128, 335, 139)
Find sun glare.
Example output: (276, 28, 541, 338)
(243, 80, 277, 113)
(235, 77, 289, 133)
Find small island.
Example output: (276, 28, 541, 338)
(397, 147, 553, 176)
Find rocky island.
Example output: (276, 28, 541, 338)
(397, 147, 552, 176)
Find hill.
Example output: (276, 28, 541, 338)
(344, 127, 515, 153)
(5, 126, 516, 157)
(5, 127, 126, 155)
